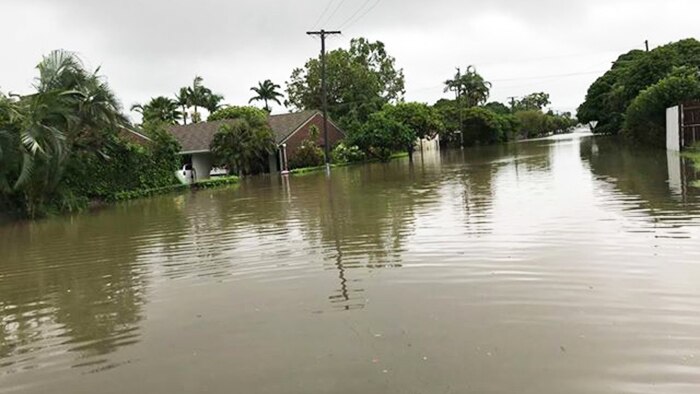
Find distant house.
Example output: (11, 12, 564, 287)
(168, 110, 345, 179)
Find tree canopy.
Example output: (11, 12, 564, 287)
(249, 80, 284, 112)
(286, 38, 405, 131)
(578, 38, 700, 139)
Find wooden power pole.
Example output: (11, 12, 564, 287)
(306, 29, 341, 173)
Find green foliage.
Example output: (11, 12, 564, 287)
(514, 92, 551, 111)
(286, 37, 405, 131)
(484, 101, 511, 115)
(514, 110, 577, 139)
(131, 96, 182, 125)
(349, 111, 414, 161)
(460, 107, 511, 146)
(210, 120, 275, 176)
(444, 66, 491, 107)
(208, 105, 269, 127)
(176, 76, 224, 124)
(380, 102, 444, 143)
(579, 38, 700, 138)
(249, 80, 284, 112)
(332, 142, 366, 164)
(289, 125, 324, 169)
(624, 66, 700, 147)
(63, 124, 181, 203)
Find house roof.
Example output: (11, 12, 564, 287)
(168, 110, 323, 154)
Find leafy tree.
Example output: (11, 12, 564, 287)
(484, 101, 511, 115)
(210, 120, 275, 176)
(515, 92, 551, 111)
(624, 66, 700, 147)
(444, 66, 491, 108)
(579, 38, 700, 138)
(460, 107, 510, 145)
(131, 96, 182, 125)
(208, 106, 269, 127)
(331, 142, 366, 164)
(249, 80, 284, 112)
(286, 37, 405, 131)
(349, 111, 413, 161)
(380, 102, 444, 155)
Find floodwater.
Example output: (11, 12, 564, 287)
(2, 132, 700, 393)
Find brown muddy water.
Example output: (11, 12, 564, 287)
(2, 132, 700, 393)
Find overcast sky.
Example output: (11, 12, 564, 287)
(1, 0, 698, 120)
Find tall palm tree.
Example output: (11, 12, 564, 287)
(249, 80, 284, 112)
(175, 87, 190, 125)
(204, 93, 224, 116)
(444, 66, 491, 108)
(131, 96, 182, 125)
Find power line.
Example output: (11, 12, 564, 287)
(336, 0, 374, 29)
(311, 0, 336, 30)
(339, 0, 383, 30)
(319, 0, 347, 28)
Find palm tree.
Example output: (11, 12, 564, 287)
(179, 76, 223, 123)
(444, 66, 491, 108)
(1, 49, 129, 216)
(249, 80, 284, 112)
(175, 87, 190, 125)
(204, 93, 224, 116)
(131, 96, 182, 125)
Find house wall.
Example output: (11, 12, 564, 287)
(282, 114, 345, 162)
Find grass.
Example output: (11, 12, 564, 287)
(289, 151, 411, 176)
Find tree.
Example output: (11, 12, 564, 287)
(286, 37, 405, 131)
(460, 107, 510, 146)
(349, 111, 413, 161)
(210, 120, 275, 176)
(208, 106, 275, 175)
(0, 50, 130, 217)
(578, 38, 700, 138)
(131, 96, 182, 125)
(178, 76, 224, 123)
(380, 102, 444, 155)
(624, 66, 700, 147)
(249, 80, 284, 112)
(515, 92, 551, 111)
(208, 106, 269, 127)
(175, 87, 190, 125)
(484, 101, 511, 115)
(444, 66, 491, 108)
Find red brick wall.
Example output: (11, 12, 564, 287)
(282, 114, 345, 161)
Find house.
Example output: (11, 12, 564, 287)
(666, 101, 700, 151)
(168, 110, 345, 180)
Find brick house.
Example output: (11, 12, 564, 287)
(168, 110, 345, 180)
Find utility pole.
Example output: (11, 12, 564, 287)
(455, 67, 464, 148)
(645, 40, 649, 52)
(307, 29, 342, 174)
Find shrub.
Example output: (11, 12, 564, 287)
(289, 139, 325, 169)
(332, 142, 366, 163)
(460, 107, 508, 145)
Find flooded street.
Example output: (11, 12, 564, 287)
(3, 132, 700, 393)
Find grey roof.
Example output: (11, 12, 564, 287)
(168, 110, 321, 154)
